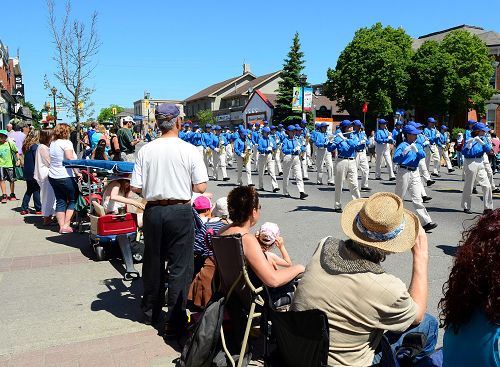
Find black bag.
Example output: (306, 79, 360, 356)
(176, 295, 225, 367)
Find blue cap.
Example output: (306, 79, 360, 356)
(440, 125, 448, 130)
(183, 123, 190, 127)
(408, 121, 424, 128)
(320, 122, 328, 128)
(205, 124, 212, 129)
(278, 123, 283, 128)
(239, 128, 249, 135)
(314, 122, 321, 126)
(287, 125, 296, 131)
(427, 117, 436, 123)
(214, 125, 222, 130)
(193, 124, 199, 128)
(263, 120, 269, 125)
(262, 127, 271, 133)
(353, 120, 362, 126)
(155, 103, 180, 119)
(472, 122, 489, 132)
(294, 123, 301, 128)
(340, 120, 352, 128)
(270, 125, 276, 129)
(395, 120, 403, 126)
(378, 119, 387, 124)
(301, 119, 307, 124)
(403, 124, 421, 135)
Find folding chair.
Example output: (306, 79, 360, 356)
(265, 308, 329, 367)
(211, 234, 265, 367)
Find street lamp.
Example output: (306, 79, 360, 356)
(50, 87, 57, 121)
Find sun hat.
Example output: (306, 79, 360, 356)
(193, 195, 212, 211)
(212, 197, 229, 218)
(340, 192, 419, 253)
(258, 222, 281, 246)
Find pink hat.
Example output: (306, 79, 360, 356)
(258, 222, 280, 246)
(193, 196, 212, 210)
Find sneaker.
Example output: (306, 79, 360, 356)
(303, 177, 309, 181)
(483, 209, 493, 215)
(9, 193, 18, 201)
(374, 177, 382, 180)
(273, 188, 280, 193)
(423, 222, 438, 232)
(361, 187, 372, 192)
(223, 177, 230, 181)
(431, 173, 440, 177)
(426, 180, 436, 187)
(422, 196, 432, 203)
(299, 192, 308, 200)
(448, 169, 455, 173)
(333, 207, 343, 213)
(328, 182, 334, 186)
(463, 208, 472, 214)
(492, 188, 500, 194)
(35, 211, 43, 215)
(389, 177, 396, 181)
(20, 210, 30, 215)
(1, 195, 7, 204)
(472, 188, 478, 194)
(278, 172, 283, 176)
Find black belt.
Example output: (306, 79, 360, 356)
(147, 199, 190, 207)
(400, 165, 417, 171)
(338, 156, 355, 160)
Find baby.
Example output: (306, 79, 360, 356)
(256, 222, 292, 270)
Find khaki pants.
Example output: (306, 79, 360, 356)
(258, 153, 278, 190)
(315, 147, 334, 184)
(461, 158, 493, 211)
(425, 145, 440, 175)
(375, 143, 395, 179)
(395, 167, 432, 226)
(356, 150, 370, 188)
(282, 155, 304, 195)
(214, 149, 228, 180)
(334, 158, 360, 209)
(236, 155, 252, 186)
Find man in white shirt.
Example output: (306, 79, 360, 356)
(131, 104, 208, 337)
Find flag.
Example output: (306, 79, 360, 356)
(362, 102, 368, 113)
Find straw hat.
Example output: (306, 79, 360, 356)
(340, 192, 419, 253)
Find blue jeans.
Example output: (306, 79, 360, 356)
(373, 313, 439, 366)
(21, 179, 41, 211)
(48, 177, 79, 212)
(456, 152, 464, 168)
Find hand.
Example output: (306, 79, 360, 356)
(214, 148, 220, 153)
(411, 225, 429, 260)
(403, 145, 412, 155)
(360, 139, 366, 145)
(135, 201, 146, 210)
(410, 143, 419, 152)
(267, 146, 273, 152)
(436, 132, 441, 138)
(336, 132, 346, 140)
(474, 136, 485, 145)
(423, 140, 430, 147)
(275, 236, 284, 249)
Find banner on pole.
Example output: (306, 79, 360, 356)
(303, 87, 313, 112)
(292, 87, 303, 111)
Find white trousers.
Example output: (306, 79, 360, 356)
(226, 144, 234, 166)
(38, 179, 56, 217)
(306, 144, 312, 167)
(282, 155, 304, 195)
(203, 149, 213, 170)
(356, 150, 370, 188)
(375, 143, 395, 179)
(461, 158, 493, 211)
(301, 154, 309, 179)
(258, 153, 278, 190)
(214, 150, 228, 180)
(236, 155, 253, 186)
(315, 147, 334, 184)
(334, 159, 360, 209)
(274, 147, 283, 174)
(425, 145, 440, 174)
(438, 146, 452, 171)
(418, 158, 431, 196)
(483, 154, 496, 189)
(252, 147, 259, 170)
(395, 168, 432, 226)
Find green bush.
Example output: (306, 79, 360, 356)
(451, 127, 465, 140)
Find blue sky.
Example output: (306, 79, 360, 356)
(2, 0, 500, 120)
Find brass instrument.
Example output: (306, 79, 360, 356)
(300, 135, 306, 159)
(243, 139, 251, 165)
(219, 135, 225, 155)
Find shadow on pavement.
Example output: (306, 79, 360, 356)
(433, 189, 462, 194)
(436, 244, 457, 256)
(23, 214, 59, 231)
(290, 205, 335, 213)
(45, 232, 95, 259)
(427, 207, 465, 213)
(317, 187, 335, 192)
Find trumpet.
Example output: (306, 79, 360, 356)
(243, 140, 251, 165)
(219, 136, 225, 155)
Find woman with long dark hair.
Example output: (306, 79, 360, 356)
(34, 129, 55, 225)
(439, 209, 500, 366)
(20, 130, 41, 215)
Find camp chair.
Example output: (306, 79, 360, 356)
(211, 234, 265, 367)
(265, 308, 330, 367)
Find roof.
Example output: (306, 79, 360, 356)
(221, 71, 281, 100)
(185, 73, 255, 102)
(413, 25, 500, 50)
(242, 90, 275, 112)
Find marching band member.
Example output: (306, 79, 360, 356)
(413, 123, 436, 190)
(281, 125, 308, 199)
(190, 124, 204, 159)
(201, 124, 214, 169)
(393, 124, 438, 232)
(329, 120, 361, 213)
(374, 119, 396, 181)
(315, 122, 334, 185)
(224, 128, 235, 166)
(234, 128, 253, 186)
(300, 119, 313, 168)
(212, 126, 230, 181)
(461, 122, 493, 215)
(257, 126, 279, 193)
(179, 123, 191, 142)
(295, 124, 309, 181)
(423, 118, 441, 177)
(251, 122, 262, 171)
(353, 120, 371, 192)
(436, 125, 454, 174)
(392, 120, 403, 144)
(270, 125, 283, 176)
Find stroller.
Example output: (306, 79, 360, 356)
(63, 159, 144, 280)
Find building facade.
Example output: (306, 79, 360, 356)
(133, 98, 184, 128)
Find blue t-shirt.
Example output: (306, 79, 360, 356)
(443, 311, 500, 367)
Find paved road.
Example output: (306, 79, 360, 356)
(0, 154, 497, 366)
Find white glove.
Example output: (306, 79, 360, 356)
(474, 136, 485, 145)
(436, 132, 441, 138)
(294, 145, 301, 152)
(403, 145, 412, 155)
(360, 139, 366, 145)
(327, 134, 334, 143)
(214, 148, 220, 153)
(423, 140, 430, 147)
(410, 143, 419, 152)
(466, 138, 475, 149)
(388, 133, 393, 139)
(266, 146, 273, 152)
(336, 132, 346, 140)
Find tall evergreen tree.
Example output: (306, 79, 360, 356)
(273, 32, 308, 125)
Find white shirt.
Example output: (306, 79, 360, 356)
(48, 139, 76, 179)
(131, 137, 208, 201)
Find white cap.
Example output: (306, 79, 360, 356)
(122, 116, 134, 123)
(212, 197, 228, 218)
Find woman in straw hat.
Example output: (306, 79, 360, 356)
(292, 192, 438, 366)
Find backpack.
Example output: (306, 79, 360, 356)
(176, 295, 225, 367)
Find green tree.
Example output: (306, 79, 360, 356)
(22, 101, 42, 123)
(273, 32, 309, 125)
(196, 109, 214, 126)
(440, 30, 496, 118)
(408, 40, 454, 117)
(324, 23, 413, 121)
(97, 104, 124, 122)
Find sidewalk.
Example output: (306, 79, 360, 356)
(0, 181, 180, 366)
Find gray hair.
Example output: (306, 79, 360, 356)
(157, 116, 177, 133)
(345, 239, 389, 263)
